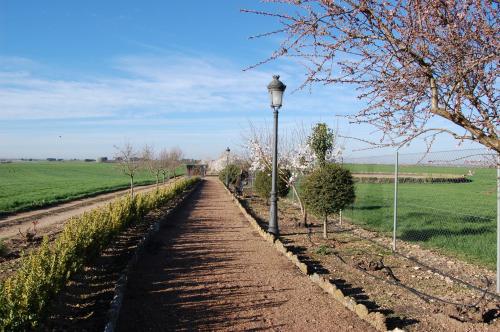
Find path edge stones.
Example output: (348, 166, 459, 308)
(221, 182, 392, 332)
(103, 179, 202, 332)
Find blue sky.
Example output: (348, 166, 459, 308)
(0, 0, 484, 160)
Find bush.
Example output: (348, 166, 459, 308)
(0, 177, 199, 330)
(0, 240, 6, 257)
(219, 164, 241, 186)
(315, 244, 332, 256)
(302, 164, 355, 238)
(254, 168, 291, 200)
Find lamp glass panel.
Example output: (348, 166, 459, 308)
(271, 90, 283, 107)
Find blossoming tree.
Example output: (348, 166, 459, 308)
(243, 1, 499, 152)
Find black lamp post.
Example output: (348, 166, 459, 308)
(225, 147, 230, 187)
(267, 75, 286, 236)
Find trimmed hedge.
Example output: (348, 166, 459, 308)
(0, 177, 199, 330)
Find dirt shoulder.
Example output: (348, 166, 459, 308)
(0, 180, 175, 240)
(116, 177, 374, 331)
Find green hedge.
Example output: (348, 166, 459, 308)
(0, 177, 199, 330)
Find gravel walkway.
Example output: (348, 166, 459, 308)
(116, 177, 374, 331)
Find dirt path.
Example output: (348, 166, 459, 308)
(116, 177, 374, 331)
(0, 180, 176, 239)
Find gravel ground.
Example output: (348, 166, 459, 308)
(116, 177, 374, 331)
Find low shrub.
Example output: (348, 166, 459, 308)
(254, 168, 290, 200)
(315, 245, 332, 256)
(218, 164, 241, 186)
(0, 239, 6, 257)
(0, 177, 199, 330)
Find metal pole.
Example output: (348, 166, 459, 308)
(393, 150, 399, 252)
(268, 107, 279, 236)
(225, 152, 229, 187)
(497, 154, 499, 293)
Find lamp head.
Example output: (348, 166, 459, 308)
(267, 75, 286, 109)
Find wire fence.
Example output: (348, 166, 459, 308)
(342, 148, 499, 294)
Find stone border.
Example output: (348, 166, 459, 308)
(221, 183, 392, 332)
(103, 179, 202, 332)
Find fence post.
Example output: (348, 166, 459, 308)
(497, 154, 499, 293)
(393, 150, 399, 252)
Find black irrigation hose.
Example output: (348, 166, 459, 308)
(331, 223, 500, 302)
(330, 249, 492, 309)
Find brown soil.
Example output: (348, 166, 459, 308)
(116, 177, 374, 331)
(240, 192, 500, 331)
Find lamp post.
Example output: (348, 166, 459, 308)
(225, 147, 230, 187)
(267, 75, 286, 236)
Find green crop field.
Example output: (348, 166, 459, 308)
(0, 161, 185, 214)
(294, 164, 497, 269)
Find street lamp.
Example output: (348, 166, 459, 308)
(267, 75, 286, 236)
(225, 147, 230, 187)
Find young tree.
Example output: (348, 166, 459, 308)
(167, 147, 184, 177)
(244, 1, 499, 152)
(302, 164, 355, 239)
(309, 123, 335, 167)
(142, 145, 162, 190)
(114, 143, 141, 198)
(158, 148, 170, 184)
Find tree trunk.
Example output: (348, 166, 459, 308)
(130, 175, 134, 198)
(162, 172, 165, 184)
(291, 184, 307, 227)
(323, 215, 328, 239)
(156, 174, 159, 190)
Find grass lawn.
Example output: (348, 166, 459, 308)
(294, 164, 497, 269)
(0, 161, 185, 214)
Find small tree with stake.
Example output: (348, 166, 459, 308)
(302, 164, 355, 239)
(158, 148, 170, 184)
(142, 145, 162, 190)
(114, 142, 141, 198)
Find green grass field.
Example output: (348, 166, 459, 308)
(295, 164, 497, 269)
(0, 161, 185, 214)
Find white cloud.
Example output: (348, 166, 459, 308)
(0, 53, 361, 121)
